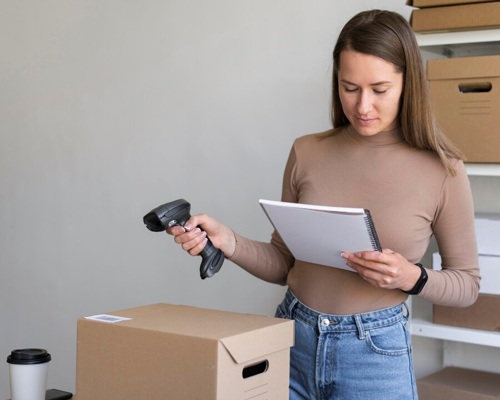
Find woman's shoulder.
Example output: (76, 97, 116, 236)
(413, 149, 465, 174)
(292, 128, 341, 149)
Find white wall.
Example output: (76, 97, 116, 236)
(0, 1, 411, 396)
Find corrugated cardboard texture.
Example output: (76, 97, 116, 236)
(417, 367, 500, 400)
(433, 294, 500, 331)
(427, 55, 500, 162)
(407, 0, 495, 8)
(410, 2, 500, 32)
(74, 303, 294, 400)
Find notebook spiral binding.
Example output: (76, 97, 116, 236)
(363, 210, 383, 252)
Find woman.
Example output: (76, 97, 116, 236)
(168, 10, 480, 399)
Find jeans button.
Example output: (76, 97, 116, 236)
(321, 318, 330, 326)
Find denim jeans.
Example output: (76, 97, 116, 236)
(275, 289, 418, 400)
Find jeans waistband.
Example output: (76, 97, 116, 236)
(282, 289, 407, 337)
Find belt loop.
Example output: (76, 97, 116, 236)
(286, 290, 299, 315)
(354, 314, 365, 340)
(402, 302, 410, 318)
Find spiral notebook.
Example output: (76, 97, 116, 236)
(259, 199, 382, 272)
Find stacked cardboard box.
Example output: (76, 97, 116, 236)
(417, 367, 500, 399)
(432, 214, 500, 331)
(407, 0, 500, 33)
(427, 55, 500, 163)
(73, 303, 294, 400)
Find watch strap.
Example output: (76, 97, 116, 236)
(401, 263, 428, 295)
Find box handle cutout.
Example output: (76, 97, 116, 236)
(242, 360, 269, 379)
(458, 82, 492, 93)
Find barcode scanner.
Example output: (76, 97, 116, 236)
(143, 199, 224, 279)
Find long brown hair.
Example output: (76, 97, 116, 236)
(330, 10, 464, 175)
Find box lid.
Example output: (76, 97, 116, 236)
(82, 303, 294, 364)
(410, 2, 500, 33)
(427, 55, 500, 80)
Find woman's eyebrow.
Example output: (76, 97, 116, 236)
(340, 79, 392, 86)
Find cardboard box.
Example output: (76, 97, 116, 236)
(432, 252, 500, 295)
(433, 294, 500, 331)
(410, 2, 500, 32)
(74, 303, 294, 400)
(475, 213, 500, 256)
(407, 0, 495, 8)
(427, 55, 500, 162)
(417, 367, 500, 400)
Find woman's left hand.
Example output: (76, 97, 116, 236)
(341, 249, 421, 291)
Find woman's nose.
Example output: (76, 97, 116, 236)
(356, 91, 373, 115)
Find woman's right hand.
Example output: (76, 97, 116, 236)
(166, 213, 236, 258)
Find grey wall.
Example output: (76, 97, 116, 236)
(0, 1, 411, 396)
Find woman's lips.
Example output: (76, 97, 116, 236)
(356, 116, 376, 126)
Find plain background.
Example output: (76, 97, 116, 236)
(2, 1, 498, 397)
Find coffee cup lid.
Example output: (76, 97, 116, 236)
(7, 348, 51, 365)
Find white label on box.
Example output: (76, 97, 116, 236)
(85, 314, 132, 323)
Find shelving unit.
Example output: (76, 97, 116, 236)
(412, 29, 500, 377)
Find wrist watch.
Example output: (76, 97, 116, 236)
(401, 263, 428, 295)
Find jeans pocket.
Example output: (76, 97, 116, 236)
(365, 321, 410, 356)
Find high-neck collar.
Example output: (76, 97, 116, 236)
(343, 124, 405, 147)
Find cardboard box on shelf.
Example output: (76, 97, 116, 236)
(74, 303, 294, 400)
(433, 293, 500, 331)
(427, 55, 500, 162)
(407, 0, 495, 8)
(410, 2, 500, 32)
(417, 367, 500, 400)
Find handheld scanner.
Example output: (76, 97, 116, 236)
(143, 199, 224, 279)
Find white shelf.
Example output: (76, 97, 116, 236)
(416, 29, 500, 47)
(466, 163, 500, 177)
(411, 318, 500, 347)
(416, 29, 500, 56)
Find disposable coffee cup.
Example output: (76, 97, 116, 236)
(7, 348, 51, 400)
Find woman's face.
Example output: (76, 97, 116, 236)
(338, 50, 403, 136)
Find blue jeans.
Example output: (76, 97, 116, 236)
(275, 289, 418, 400)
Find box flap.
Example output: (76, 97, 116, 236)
(220, 319, 294, 364)
(427, 55, 500, 80)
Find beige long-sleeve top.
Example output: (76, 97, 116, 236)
(228, 125, 480, 314)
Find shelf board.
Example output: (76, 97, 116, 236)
(416, 29, 500, 47)
(416, 29, 500, 56)
(466, 163, 500, 177)
(411, 318, 500, 347)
